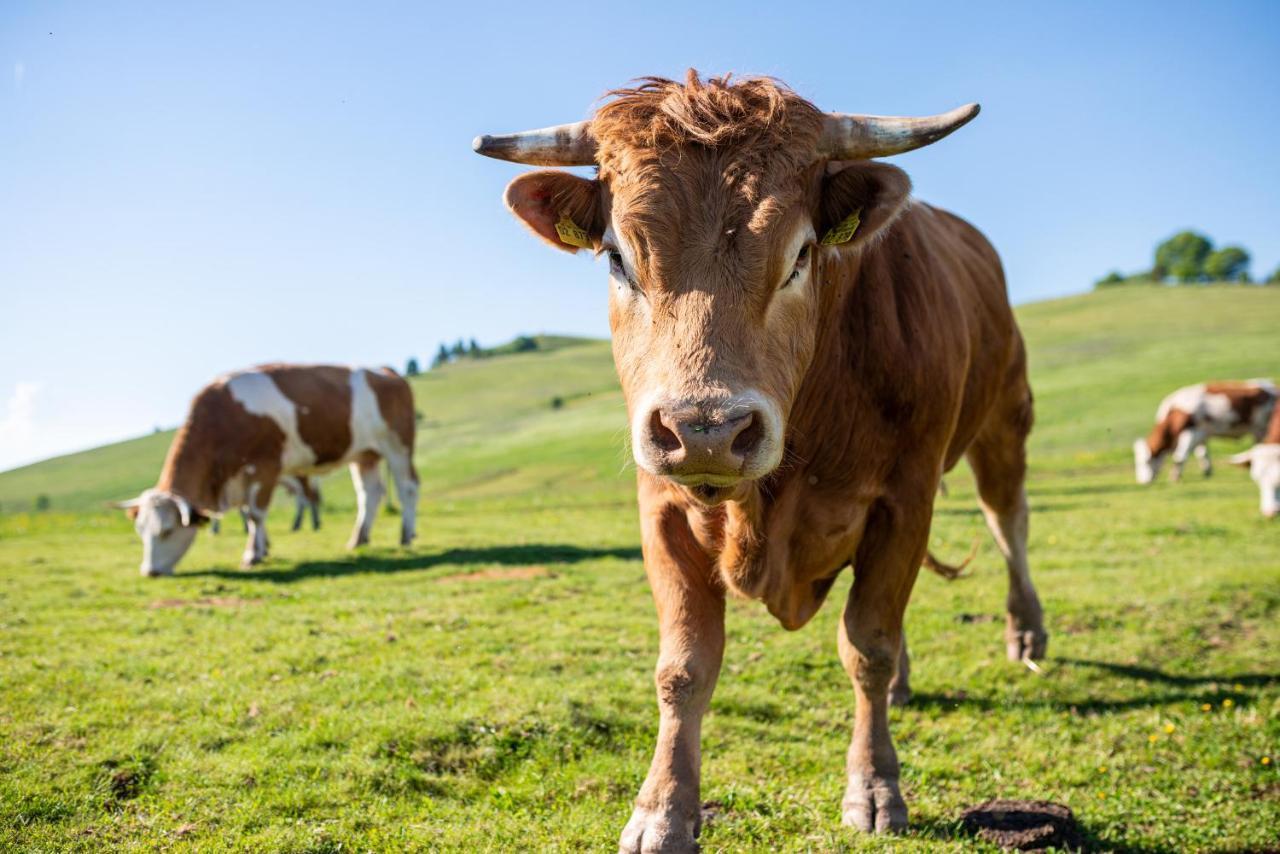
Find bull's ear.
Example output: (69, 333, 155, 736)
(110, 497, 142, 520)
(503, 170, 604, 254)
(817, 161, 912, 252)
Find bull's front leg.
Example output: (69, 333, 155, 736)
(620, 503, 725, 854)
(838, 496, 930, 834)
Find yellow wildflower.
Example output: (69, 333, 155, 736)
(1163, 723, 1176, 734)
(1222, 698, 1234, 708)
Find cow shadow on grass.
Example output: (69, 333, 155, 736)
(908, 657, 1278, 716)
(185, 543, 642, 584)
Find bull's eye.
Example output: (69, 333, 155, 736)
(606, 249, 639, 291)
(782, 244, 812, 289)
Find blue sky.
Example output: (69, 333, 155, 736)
(2, 1, 1278, 471)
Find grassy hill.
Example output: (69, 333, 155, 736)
(1, 286, 1277, 852)
(3, 285, 1276, 512)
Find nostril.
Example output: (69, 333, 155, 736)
(648, 409, 682, 453)
(730, 413, 764, 457)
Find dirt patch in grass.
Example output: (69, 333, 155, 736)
(960, 799, 1081, 851)
(147, 597, 260, 609)
(435, 566, 550, 583)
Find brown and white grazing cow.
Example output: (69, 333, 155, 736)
(116, 364, 418, 575)
(1229, 397, 1280, 518)
(1133, 379, 1276, 484)
(475, 73, 1047, 845)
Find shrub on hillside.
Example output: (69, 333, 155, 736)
(1095, 271, 1126, 288)
(1203, 246, 1251, 283)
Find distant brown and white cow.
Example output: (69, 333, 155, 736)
(1133, 379, 1276, 484)
(476, 73, 1047, 845)
(116, 364, 418, 575)
(1229, 397, 1280, 518)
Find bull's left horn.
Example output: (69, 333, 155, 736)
(471, 120, 597, 166)
(819, 103, 980, 160)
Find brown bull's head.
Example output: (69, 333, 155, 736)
(476, 72, 977, 503)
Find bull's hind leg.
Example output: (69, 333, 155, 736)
(384, 448, 419, 546)
(347, 452, 385, 549)
(967, 385, 1047, 662)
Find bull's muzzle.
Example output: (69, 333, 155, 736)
(634, 392, 783, 492)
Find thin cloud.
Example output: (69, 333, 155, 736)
(0, 382, 42, 463)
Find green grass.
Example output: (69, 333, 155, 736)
(1, 287, 1277, 852)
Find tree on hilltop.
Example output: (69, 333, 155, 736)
(1154, 231, 1213, 283)
(1203, 246, 1250, 282)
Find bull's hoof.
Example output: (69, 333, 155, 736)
(346, 535, 369, 550)
(140, 567, 173, 578)
(842, 774, 907, 833)
(618, 804, 699, 853)
(240, 554, 263, 569)
(399, 529, 414, 547)
(888, 683, 912, 707)
(1006, 627, 1048, 662)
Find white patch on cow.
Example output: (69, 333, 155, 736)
(226, 372, 317, 471)
(348, 369, 388, 456)
(1155, 384, 1206, 423)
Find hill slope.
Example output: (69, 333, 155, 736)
(2, 285, 1276, 513)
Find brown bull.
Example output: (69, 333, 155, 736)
(476, 72, 1047, 849)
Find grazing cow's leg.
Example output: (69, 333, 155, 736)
(839, 495, 929, 834)
(1170, 428, 1201, 482)
(347, 453, 384, 549)
(887, 632, 911, 707)
(290, 491, 305, 532)
(385, 450, 419, 546)
(967, 389, 1047, 662)
(620, 499, 724, 854)
(309, 482, 321, 531)
(1195, 442, 1212, 477)
(241, 477, 276, 568)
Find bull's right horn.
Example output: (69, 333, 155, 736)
(472, 120, 597, 166)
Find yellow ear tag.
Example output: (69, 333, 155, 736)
(554, 215, 592, 249)
(820, 209, 862, 246)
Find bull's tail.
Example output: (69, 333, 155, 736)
(922, 538, 980, 580)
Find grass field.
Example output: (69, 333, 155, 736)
(1, 285, 1277, 852)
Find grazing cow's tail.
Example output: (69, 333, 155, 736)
(923, 539, 980, 580)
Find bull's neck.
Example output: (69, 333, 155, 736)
(155, 424, 220, 510)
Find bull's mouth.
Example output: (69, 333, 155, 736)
(667, 472, 754, 506)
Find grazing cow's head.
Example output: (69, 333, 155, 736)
(476, 72, 977, 502)
(1230, 445, 1280, 518)
(1133, 439, 1164, 485)
(115, 489, 207, 575)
